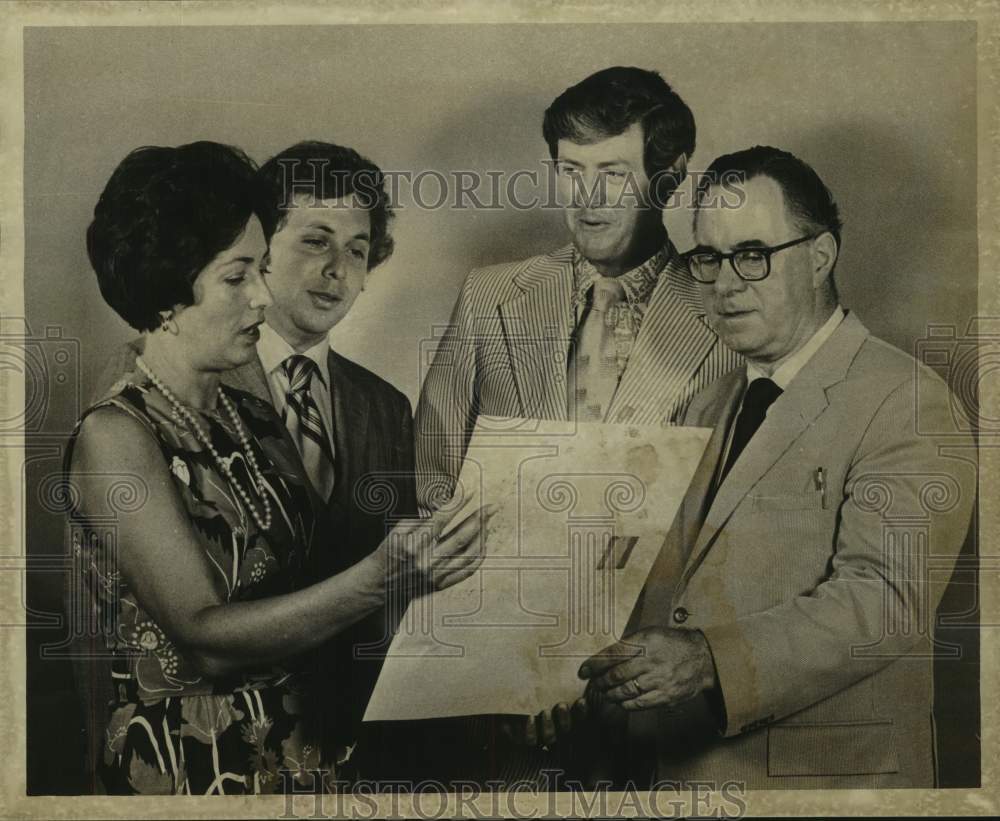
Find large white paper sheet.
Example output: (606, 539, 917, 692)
(364, 417, 711, 721)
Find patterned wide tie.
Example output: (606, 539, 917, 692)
(568, 276, 628, 422)
(719, 377, 783, 483)
(282, 354, 336, 500)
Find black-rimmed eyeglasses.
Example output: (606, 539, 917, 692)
(685, 234, 817, 283)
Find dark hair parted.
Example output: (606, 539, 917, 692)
(542, 66, 696, 206)
(86, 141, 263, 332)
(696, 145, 843, 249)
(257, 141, 395, 271)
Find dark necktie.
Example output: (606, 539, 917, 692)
(719, 377, 783, 483)
(282, 354, 336, 499)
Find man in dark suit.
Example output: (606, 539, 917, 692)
(581, 146, 976, 788)
(93, 140, 416, 776)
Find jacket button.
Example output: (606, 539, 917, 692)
(672, 606, 689, 624)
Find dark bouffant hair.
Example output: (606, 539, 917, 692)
(542, 66, 696, 206)
(86, 141, 263, 332)
(257, 140, 395, 271)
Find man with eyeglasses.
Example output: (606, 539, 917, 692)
(578, 145, 976, 788)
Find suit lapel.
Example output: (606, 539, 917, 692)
(606, 251, 720, 424)
(223, 355, 271, 403)
(705, 380, 828, 525)
(222, 351, 329, 534)
(679, 313, 871, 584)
(496, 246, 575, 420)
(633, 370, 744, 630)
(677, 371, 746, 554)
(226, 347, 360, 510)
(327, 349, 369, 506)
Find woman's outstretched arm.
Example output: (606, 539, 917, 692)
(70, 406, 488, 679)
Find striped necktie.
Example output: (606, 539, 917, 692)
(282, 354, 336, 499)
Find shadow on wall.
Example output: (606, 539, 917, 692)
(796, 120, 976, 356)
(419, 86, 571, 269)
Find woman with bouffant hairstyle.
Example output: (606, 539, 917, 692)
(66, 141, 487, 795)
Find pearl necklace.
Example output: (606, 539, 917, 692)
(135, 356, 272, 532)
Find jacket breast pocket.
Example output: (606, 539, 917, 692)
(752, 489, 826, 511)
(767, 720, 899, 777)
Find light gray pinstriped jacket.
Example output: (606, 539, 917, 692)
(414, 242, 743, 512)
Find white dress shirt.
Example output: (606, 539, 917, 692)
(746, 306, 846, 389)
(256, 322, 336, 457)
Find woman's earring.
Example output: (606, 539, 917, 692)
(159, 311, 179, 335)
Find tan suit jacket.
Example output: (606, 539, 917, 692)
(630, 313, 977, 788)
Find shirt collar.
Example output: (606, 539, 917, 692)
(257, 322, 330, 386)
(746, 306, 846, 389)
(571, 240, 672, 311)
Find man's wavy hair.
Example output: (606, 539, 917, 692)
(86, 141, 264, 332)
(542, 66, 696, 207)
(257, 141, 395, 271)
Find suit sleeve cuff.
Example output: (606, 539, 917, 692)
(700, 621, 767, 738)
(698, 631, 728, 735)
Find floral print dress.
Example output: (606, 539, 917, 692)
(65, 374, 335, 795)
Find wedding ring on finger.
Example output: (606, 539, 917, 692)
(626, 678, 643, 698)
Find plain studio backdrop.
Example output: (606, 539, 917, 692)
(22, 23, 978, 792)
